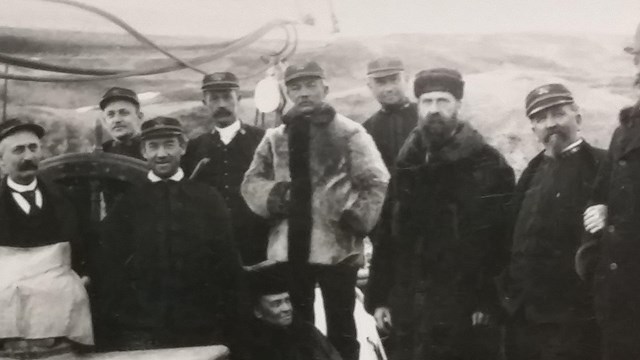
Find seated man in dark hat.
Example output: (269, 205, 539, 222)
(99, 86, 144, 159)
(96, 116, 244, 353)
(0, 119, 93, 357)
(182, 72, 269, 266)
(247, 263, 342, 360)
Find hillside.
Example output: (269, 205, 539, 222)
(2, 27, 637, 174)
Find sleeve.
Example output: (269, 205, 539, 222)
(181, 138, 200, 177)
(366, 132, 422, 311)
(206, 189, 250, 359)
(94, 194, 134, 329)
(341, 127, 391, 236)
(478, 152, 516, 316)
(241, 130, 290, 219)
(590, 148, 613, 206)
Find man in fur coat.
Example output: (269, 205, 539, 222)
(366, 68, 515, 360)
(241, 60, 390, 360)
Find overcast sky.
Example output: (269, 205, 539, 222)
(1, 0, 639, 40)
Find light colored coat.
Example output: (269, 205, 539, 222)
(241, 113, 390, 265)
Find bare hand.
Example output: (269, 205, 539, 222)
(374, 307, 393, 332)
(584, 204, 607, 234)
(471, 311, 489, 326)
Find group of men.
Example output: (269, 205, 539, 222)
(2, 22, 640, 360)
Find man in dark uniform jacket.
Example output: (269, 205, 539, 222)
(583, 23, 640, 360)
(246, 263, 342, 360)
(182, 72, 268, 266)
(0, 119, 93, 355)
(363, 57, 418, 334)
(366, 69, 515, 360)
(503, 84, 605, 360)
(97, 117, 244, 354)
(99, 86, 144, 160)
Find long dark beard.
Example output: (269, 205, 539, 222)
(421, 113, 456, 150)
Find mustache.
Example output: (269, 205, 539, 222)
(212, 107, 233, 117)
(544, 128, 568, 143)
(17, 160, 38, 171)
(634, 73, 640, 88)
(426, 113, 446, 124)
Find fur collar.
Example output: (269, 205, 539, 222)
(398, 121, 487, 167)
(620, 103, 640, 127)
(282, 103, 336, 127)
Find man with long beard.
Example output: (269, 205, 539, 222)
(583, 21, 640, 360)
(367, 68, 515, 360)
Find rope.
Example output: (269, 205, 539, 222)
(33, 0, 208, 74)
(0, 20, 295, 82)
(1, 0, 298, 81)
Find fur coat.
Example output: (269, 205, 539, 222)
(241, 104, 390, 265)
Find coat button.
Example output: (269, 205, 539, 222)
(607, 225, 615, 233)
(555, 192, 561, 198)
(610, 262, 618, 271)
(619, 160, 627, 166)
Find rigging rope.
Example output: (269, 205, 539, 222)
(1, 0, 298, 81)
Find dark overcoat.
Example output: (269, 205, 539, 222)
(364, 103, 418, 312)
(96, 178, 244, 350)
(590, 104, 640, 360)
(182, 123, 269, 265)
(503, 142, 606, 322)
(247, 319, 342, 360)
(368, 122, 515, 360)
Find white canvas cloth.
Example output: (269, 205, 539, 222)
(314, 287, 387, 360)
(0, 242, 94, 345)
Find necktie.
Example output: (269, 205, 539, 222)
(17, 190, 40, 215)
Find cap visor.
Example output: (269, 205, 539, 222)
(141, 129, 183, 140)
(367, 69, 403, 78)
(100, 96, 139, 110)
(527, 99, 574, 118)
(201, 83, 239, 91)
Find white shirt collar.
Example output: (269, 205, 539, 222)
(213, 120, 242, 145)
(7, 177, 37, 192)
(562, 138, 584, 154)
(147, 168, 185, 183)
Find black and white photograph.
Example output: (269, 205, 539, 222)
(1, 0, 639, 359)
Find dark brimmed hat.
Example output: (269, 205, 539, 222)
(140, 116, 183, 140)
(202, 72, 240, 91)
(247, 262, 290, 301)
(525, 83, 575, 118)
(624, 22, 640, 54)
(99, 87, 139, 110)
(414, 68, 464, 100)
(0, 118, 45, 143)
(367, 57, 404, 78)
(284, 61, 325, 84)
